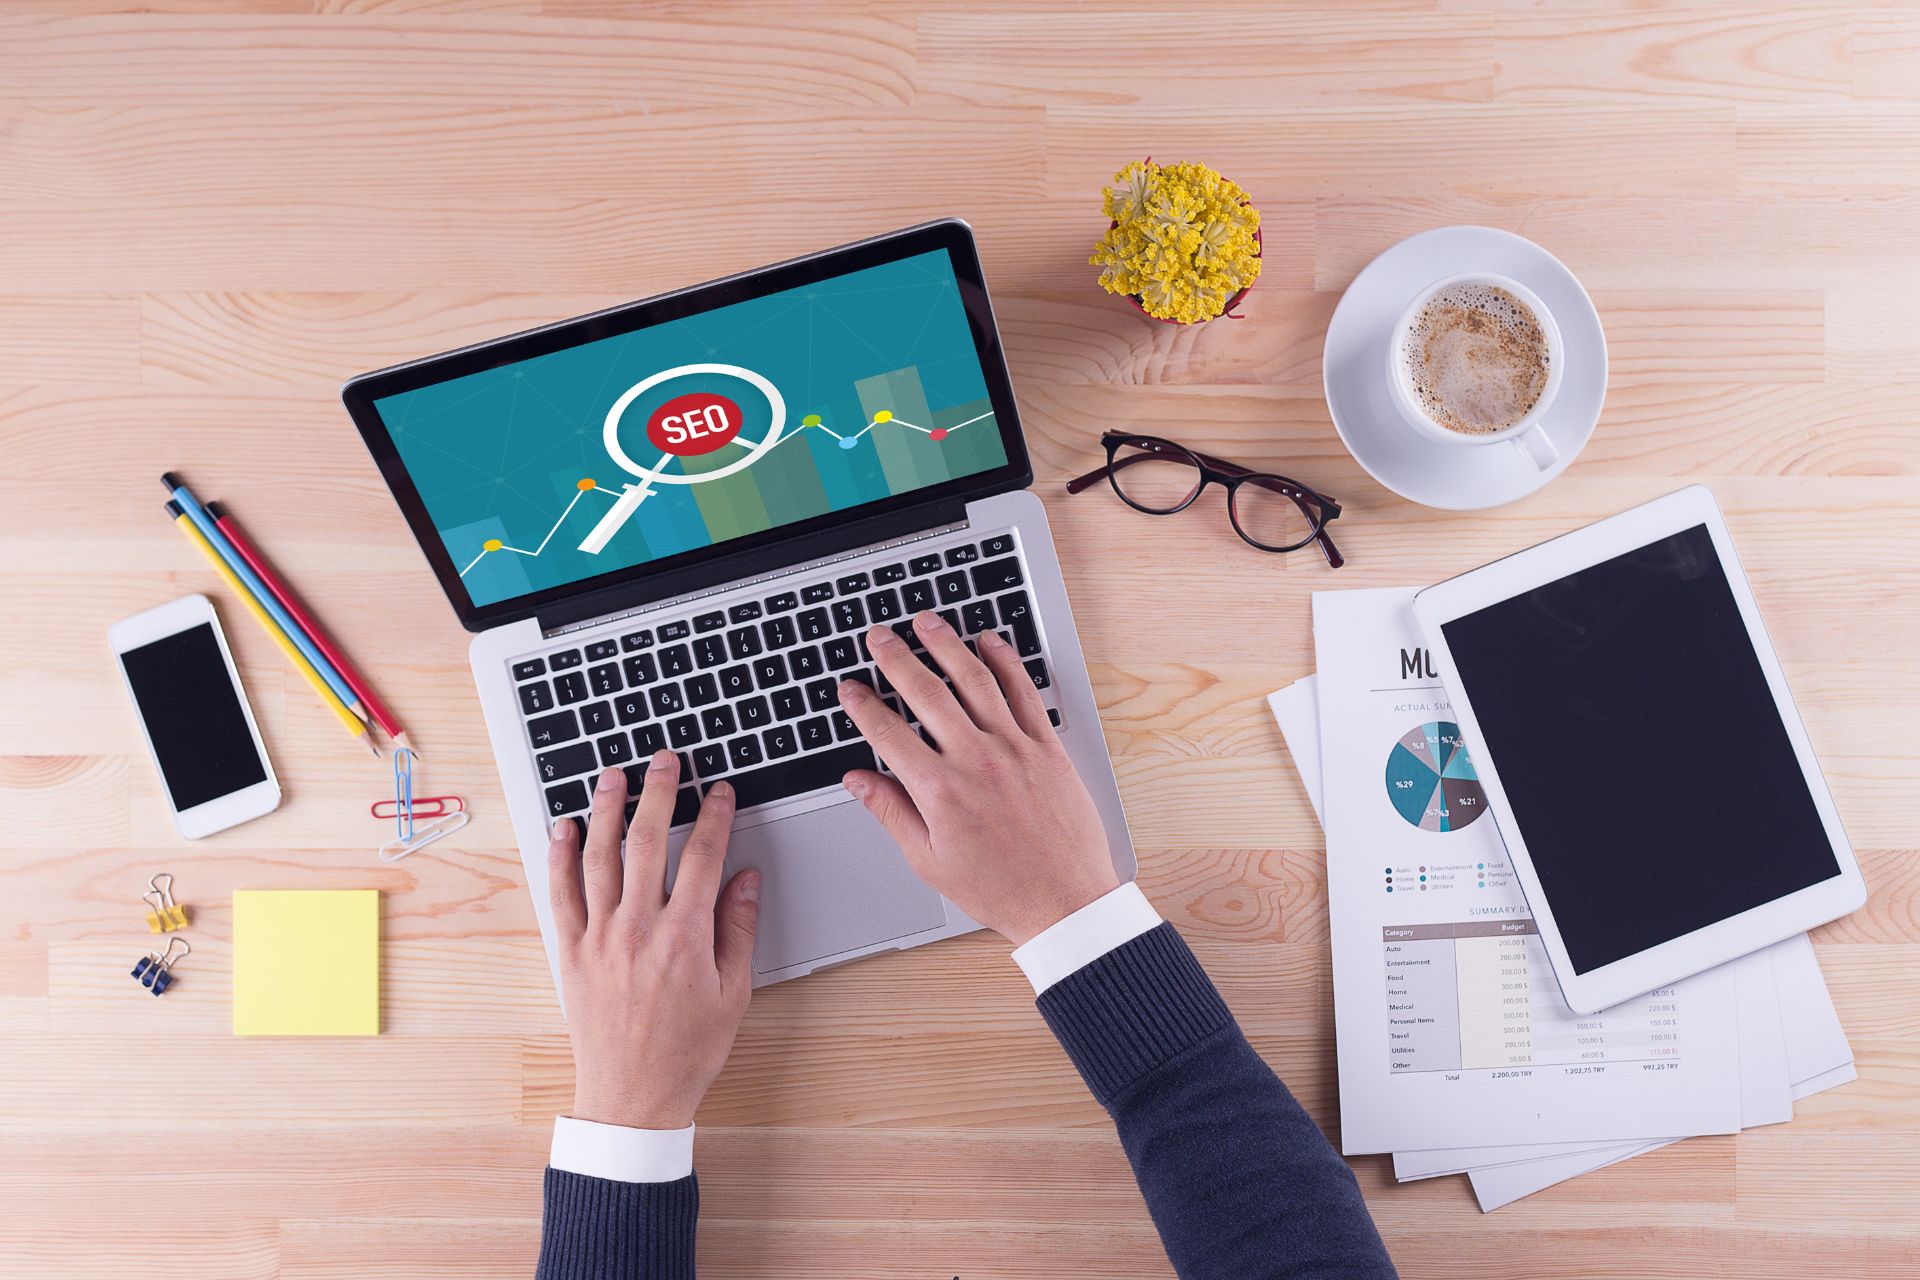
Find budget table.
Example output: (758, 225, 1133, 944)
(1, 4, 1917, 1276)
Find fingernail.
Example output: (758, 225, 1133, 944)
(710, 780, 734, 801)
(843, 775, 867, 800)
(597, 767, 622, 792)
(916, 610, 952, 635)
(979, 627, 1009, 650)
(649, 748, 673, 774)
(869, 624, 901, 649)
(740, 871, 761, 903)
(837, 678, 866, 702)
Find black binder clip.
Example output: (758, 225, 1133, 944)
(132, 936, 189, 997)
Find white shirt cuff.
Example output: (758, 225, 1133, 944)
(550, 1115, 695, 1183)
(1010, 881, 1163, 995)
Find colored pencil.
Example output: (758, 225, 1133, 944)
(207, 499, 411, 753)
(168, 501, 379, 756)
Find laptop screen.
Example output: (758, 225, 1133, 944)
(371, 248, 1010, 610)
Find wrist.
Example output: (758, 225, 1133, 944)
(573, 1084, 697, 1131)
(999, 869, 1123, 946)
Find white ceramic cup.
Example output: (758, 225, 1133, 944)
(1386, 271, 1563, 471)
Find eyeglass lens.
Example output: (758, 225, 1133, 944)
(1108, 438, 1203, 513)
(1231, 476, 1320, 551)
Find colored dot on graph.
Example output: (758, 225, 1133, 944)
(873, 410, 893, 423)
(838, 437, 858, 450)
(929, 428, 949, 441)
(483, 539, 503, 552)
(576, 478, 596, 491)
(802, 414, 821, 426)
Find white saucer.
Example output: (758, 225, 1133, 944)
(1322, 225, 1607, 510)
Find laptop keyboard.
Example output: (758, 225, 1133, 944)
(513, 530, 1058, 832)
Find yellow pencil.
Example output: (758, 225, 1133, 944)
(168, 501, 378, 755)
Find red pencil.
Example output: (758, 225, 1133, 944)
(206, 500, 411, 754)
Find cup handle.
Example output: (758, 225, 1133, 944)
(1514, 424, 1558, 471)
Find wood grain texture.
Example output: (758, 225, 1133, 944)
(1, 2, 1916, 1276)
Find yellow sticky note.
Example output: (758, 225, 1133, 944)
(233, 890, 380, 1037)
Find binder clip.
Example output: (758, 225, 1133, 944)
(142, 873, 189, 933)
(376, 747, 470, 863)
(132, 937, 189, 997)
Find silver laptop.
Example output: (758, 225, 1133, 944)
(343, 220, 1135, 990)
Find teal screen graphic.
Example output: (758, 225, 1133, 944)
(374, 250, 1009, 608)
(1385, 721, 1489, 832)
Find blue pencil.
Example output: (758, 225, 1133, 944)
(161, 472, 362, 712)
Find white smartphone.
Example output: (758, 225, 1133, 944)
(110, 594, 282, 838)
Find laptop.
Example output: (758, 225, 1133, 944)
(343, 219, 1136, 990)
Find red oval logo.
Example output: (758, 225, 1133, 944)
(646, 393, 742, 456)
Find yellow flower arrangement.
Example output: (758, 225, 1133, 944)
(1090, 160, 1262, 324)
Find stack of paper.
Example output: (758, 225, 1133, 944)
(1268, 588, 1853, 1210)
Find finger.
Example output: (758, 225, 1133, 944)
(977, 627, 1054, 741)
(914, 609, 1019, 734)
(864, 620, 975, 746)
(622, 749, 680, 915)
(713, 869, 762, 1004)
(582, 767, 628, 921)
(841, 770, 932, 864)
(837, 674, 939, 784)
(669, 780, 736, 921)
(546, 816, 587, 945)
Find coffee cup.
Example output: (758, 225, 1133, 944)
(1386, 272, 1563, 471)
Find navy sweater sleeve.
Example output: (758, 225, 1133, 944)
(536, 1167, 697, 1279)
(1037, 923, 1397, 1280)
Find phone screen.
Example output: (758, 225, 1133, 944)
(119, 622, 268, 810)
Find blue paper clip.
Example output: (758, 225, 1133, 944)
(377, 747, 470, 862)
(132, 936, 189, 997)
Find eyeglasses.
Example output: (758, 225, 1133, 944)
(1065, 432, 1345, 568)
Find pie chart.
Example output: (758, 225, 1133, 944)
(1384, 721, 1488, 832)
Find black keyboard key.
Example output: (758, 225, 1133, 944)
(672, 787, 702, 826)
(867, 588, 902, 623)
(843, 668, 875, 692)
(874, 561, 907, 584)
(714, 741, 878, 807)
(902, 580, 936, 613)
(997, 591, 1042, 656)
(831, 709, 861, 741)
(692, 635, 727, 669)
(737, 695, 771, 730)
(823, 637, 859, 671)
(597, 733, 634, 767)
(801, 582, 835, 604)
(761, 616, 797, 650)
(633, 722, 667, 755)
(938, 607, 961, 633)
(727, 735, 764, 770)
(729, 602, 763, 624)
(692, 744, 727, 777)
(805, 677, 840, 712)
(657, 620, 691, 642)
(586, 639, 619, 662)
(1047, 707, 1062, 728)
(762, 724, 799, 758)
(764, 591, 798, 613)
(518, 681, 555, 715)
(555, 671, 589, 705)
(961, 600, 997, 634)
(835, 572, 871, 594)
(694, 610, 726, 633)
(982, 533, 1015, 557)
(701, 705, 737, 739)
(527, 709, 579, 748)
(549, 648, 583, 671)
(667, 714, 701, 748)
(621, 629, 654, 652)
(789, 645, 823, 679)
(1025, 658, 1051, 689)
(614, 691, 650, 725)
(537, 742, 597, 784)
(970, 557, 1025, 595)
(580, 701, 616, 735)
(649, 684, 686, 717)
(544, 779, 589, 818)
(935, 571, 971, 605)
(797, 715, 834, 751)
(945, 544, 980, 566)
(685, 674, 719, 707)
(891, 621, 922, 650)
(753, 655, 788, 688)
(727, 626, 762, 661)
(908, 553, 942, 575)
(772, 687, 806, 720)
(719, 664, 753, 698)
(623, 653, 657, 687)
(797, 607, 831, 641)
(512, 658, 546, 681)
(589, 663, 622, 697)
(659, 644, 693, 677)
(832, 599, 867, 632)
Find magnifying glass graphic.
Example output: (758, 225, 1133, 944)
(578, 362, 787, 555)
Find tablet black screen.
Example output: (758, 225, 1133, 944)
(1440, 523, 1839, 974)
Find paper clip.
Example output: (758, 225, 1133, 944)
(379, 809, 471, 862)
(371, 795, 463, 821)
(377, 747, 470, 862)
(142, 873, 189, 933)
(132, 936, 189, 997)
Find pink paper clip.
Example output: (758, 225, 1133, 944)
(371, 795, 464, 821)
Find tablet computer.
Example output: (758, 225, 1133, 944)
(1412, 485, 1864, 1013)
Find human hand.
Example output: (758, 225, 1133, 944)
(547, 754, 760, 1130)
(835, 611, 1120, 945)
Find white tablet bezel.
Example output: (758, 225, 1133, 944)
(1412, 485, 1864, 1013)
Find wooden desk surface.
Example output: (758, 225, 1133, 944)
(3, 3, 1917, 1276)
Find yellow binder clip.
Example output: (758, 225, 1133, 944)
(143, 873, 189, 934)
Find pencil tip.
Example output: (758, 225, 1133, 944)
(366, 735, 383, 758)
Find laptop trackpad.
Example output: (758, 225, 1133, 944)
(700, 801, 946, 974)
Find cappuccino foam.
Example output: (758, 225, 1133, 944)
(1402, 282, 1550, 435)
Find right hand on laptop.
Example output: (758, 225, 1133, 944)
(837, 611, 1121, 946)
